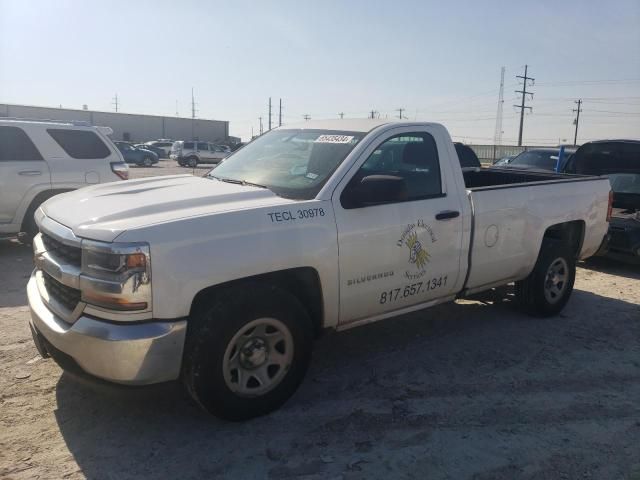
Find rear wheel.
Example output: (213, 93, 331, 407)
(515, 239, 576, 317)
(142, 156, 153, 167)
(183, 285, 313, 420)
(187, 156, 198, 168)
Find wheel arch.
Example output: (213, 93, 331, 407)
(20, 188, 74, 232)
(542, 220, 585, 258)
(189, 267, 325, 336)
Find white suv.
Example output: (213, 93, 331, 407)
(171, 141, 229, 167)
(0, 118, 128, 242)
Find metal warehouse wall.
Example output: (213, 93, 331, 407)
(0, 104, 229, 143)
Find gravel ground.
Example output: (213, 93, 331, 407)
(1, 161, 639, 479)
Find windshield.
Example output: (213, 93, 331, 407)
(609, 173, 640, 194)
(509, 150, 558, 170)
(209, 129, 364, 199)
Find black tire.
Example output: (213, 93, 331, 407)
(515, 239, 576, 317)
(182, 284, 313, 421)
(186, 156, 198, 168)
(19, 205, 39, 245)
(142, 156, 153, 167)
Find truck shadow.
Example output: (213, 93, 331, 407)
(0, 239, 33, 307)
(578, 257, 640, 280)
(52, 287, 640, 479)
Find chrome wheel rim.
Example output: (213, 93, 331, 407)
(544, 257, 569, 304)
(222, 318, 293, 397)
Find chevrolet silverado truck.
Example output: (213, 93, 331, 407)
(27, 120, 611, 420)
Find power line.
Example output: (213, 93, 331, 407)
(573, 99, 582, 146)
(514, 64, 535, 146)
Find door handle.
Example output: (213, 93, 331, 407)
(435, 210, 460, 220)
(18, 170, 42, 176)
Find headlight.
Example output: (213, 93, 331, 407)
(80, 241, 151, 311)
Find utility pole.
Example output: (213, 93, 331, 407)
(278, 98, 282, 127)
(338, 112, 344, 119)
(259, 117, 263, 135)
(514, 65, 534, 146)
(369, 110, 378, 119)
(112, 94, 119, 112)
(572, 99, 582, 146)
(191, 87, 197, 140)
(493, 66, 505, 146)
(396, 108, 405, 120)
(303, 114, 311, 121)
(268, 97, 272, 131)
(175, 100, 179, 117)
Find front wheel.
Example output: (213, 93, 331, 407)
(515, 240, 576, 317)
(142, 156, 153, 167)
(183, 285, 313, 420)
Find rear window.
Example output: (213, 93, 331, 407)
(0, 126, 43, 161)
(47, 129, 111, 159)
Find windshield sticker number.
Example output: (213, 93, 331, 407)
(268, 208, 325, 223)
(315, 135, 354, 144)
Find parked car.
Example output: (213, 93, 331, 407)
(493, 148, 576, 172)
(135, 143, 165, 159)
(144, 140, 173, 158)
(0, 118, 127, 243)
(171, 141, 229, 167)
(27, 119, 610, 420)
(114, 141, 159, 167)
(454, 142, 481, 168)
(564, 140, 640, 262)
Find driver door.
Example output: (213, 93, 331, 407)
(332, 127, 464, 326)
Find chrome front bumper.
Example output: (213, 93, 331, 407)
(27, 272, 187, 385)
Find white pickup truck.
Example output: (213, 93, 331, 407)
(27, 120, 610, 420)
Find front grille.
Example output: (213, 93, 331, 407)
(43, 271, 81, 312)
(42, 233, 81, 267)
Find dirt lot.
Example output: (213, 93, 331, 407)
(1, 161, 639, 479)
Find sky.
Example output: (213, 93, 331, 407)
(1, 0, 639, 143)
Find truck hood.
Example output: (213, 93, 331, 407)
(41, 175, 296, 242)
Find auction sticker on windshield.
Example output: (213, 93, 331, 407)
(314, 135, 355, 144)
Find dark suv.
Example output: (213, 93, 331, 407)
(565, 140, 640, 262)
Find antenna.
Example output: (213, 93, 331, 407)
(494, 67, 505, 145)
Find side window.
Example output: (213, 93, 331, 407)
(183, 142, 195, 150)
(47, 129, 111, 159)
(0, 126, 43, 161)
(345, 132, 442, 207)
(197, 142, 209, 151)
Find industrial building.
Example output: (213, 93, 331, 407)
(0, 103, 229, 143)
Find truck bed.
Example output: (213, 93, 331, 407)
(462, 168, 591, 190)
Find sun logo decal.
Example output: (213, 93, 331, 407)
(397, 220, 437, 280)
(405, 231, 430, 269)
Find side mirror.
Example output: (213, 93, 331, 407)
(343, 175, 408, 208)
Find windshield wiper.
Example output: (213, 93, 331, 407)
(209, 175, 269, 189)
